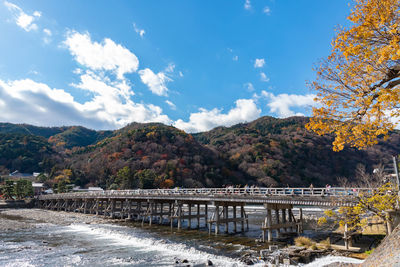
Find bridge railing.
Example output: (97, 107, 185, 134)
(38, 187, 375, 200)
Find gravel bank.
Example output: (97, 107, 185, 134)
(0, 208, 108, 231)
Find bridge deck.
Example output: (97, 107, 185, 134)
(38, 187, 372, 207)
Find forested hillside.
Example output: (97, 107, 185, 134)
(0, 123, 112, 149)
(66, 123, 246, 189)
(48, 126, 112, 149)
(0, 117, 399, 189)
(0, 133, 57, 174)
(0, 123, 65, 138)
(194, 116, 400, 186)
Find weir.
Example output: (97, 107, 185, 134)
(37, 187, 369, 242)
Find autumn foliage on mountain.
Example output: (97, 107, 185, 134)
(66, 123, 244, 189)
(194, 116, 400, 187)
(0, 116, 399, 189)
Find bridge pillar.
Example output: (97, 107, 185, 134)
(188, 204, 192, 229)
(262, 204, 297, 242)
(177, 203, 182, 230)
(241, 205, 245, 232)
(205, 204, 208, 229)
(281, 208, 287, 232)
(64, 200, 68, 212)
(127, 199, 132, 220)
(83, 199, 88, 214)
(215, 204, 220, 235)
(233, 205, 237, 233)
(72, 199, 77, 212)
(275, 209, 280, 238)
(297, 208, 303, 234)
(262, 208, 273, 242)
(159, 202, 164, 224)
(224, 205, 229, 234)
(288, 209, 293, 232)
(110, 199, 116, 219)
(95, 199, 100, 215)
(208, 203, 247, 235)
(169, 200, 184, 229)
(197, 204, 200, 229)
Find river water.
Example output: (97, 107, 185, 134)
(0, 209, 364, 267)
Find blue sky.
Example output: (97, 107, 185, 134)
(0, 0, 351, 132)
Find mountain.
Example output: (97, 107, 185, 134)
(48, 126, 112, 149)
(0, 123, 112, 149)
(194, 116, 400, 187)
(0, 133, 58, 174)
(1, 117, 399, 188)
(65, 123, 246, 189)
(0, 123, 65, 138)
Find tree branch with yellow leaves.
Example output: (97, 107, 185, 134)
(307, 0, 400, 151)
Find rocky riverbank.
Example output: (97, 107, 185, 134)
(237, 244, 362, 265)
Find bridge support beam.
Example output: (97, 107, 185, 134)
(209, 202, 248, 235)
(170, 201, 208, 230)
(262, 204, 301, 242)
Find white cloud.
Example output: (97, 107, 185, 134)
(261, 90, 316, 117)
(73, 68, 82, 75)
(263, 6, 271, 15)
(165, 100, 176, 110)
(43, 28, 51, 35)
(233, 55, 239, 61)
(4, 1, 40, 32)
(174, 99, 261, 133)
(138, 68, 171, 96)
(165, 63, 175, 73)
(64, 31, 139, 79)
(245, 82, 255, 92)
(179, 71, 184, 77)
(42, 28, 52, 44)
(244, 0, 251, 10)
(0, 28, 181, 130)
(71, 70, 133, 101)
(260, 72, 270, 82)
(0, 78, 171, 129)
(133, 23, 145, 38)
(254, 58, 265, 68)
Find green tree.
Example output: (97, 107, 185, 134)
(135, 169, 156, 189)
(116, 166, 137, 189)
(23, 180, 33, 198)
(55, 169, 72, 193)
(3, 180, 14, 199)
(57, 179, 68, 193)
(14, 180, 25, 199)
(36, 173, 48, 183)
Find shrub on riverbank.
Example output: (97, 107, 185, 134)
(320, 237, 331, 249)
(294, 236, 315, 248)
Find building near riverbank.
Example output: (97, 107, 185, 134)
(32, 183, 46, 196)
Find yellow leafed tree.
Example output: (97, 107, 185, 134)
(318, 183, 399, 234)
(306, 0, 400, 151)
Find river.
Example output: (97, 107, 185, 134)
(0, 209, 364, 267)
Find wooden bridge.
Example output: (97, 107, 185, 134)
(37, 187, 371, 242)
